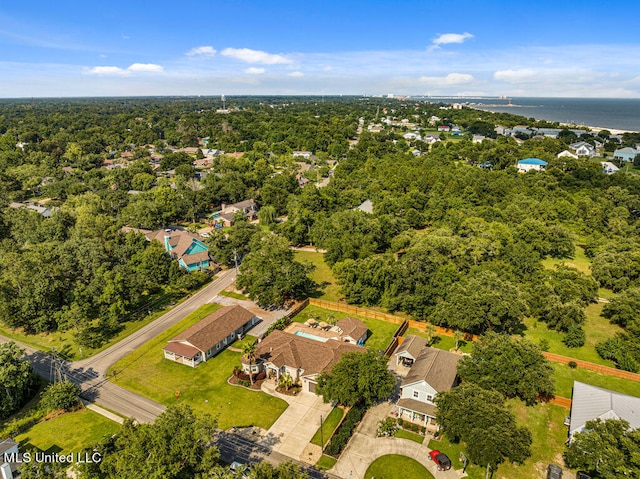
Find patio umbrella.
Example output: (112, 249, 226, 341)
(318, 321, 329, 329)
(307, 318, 317, 326)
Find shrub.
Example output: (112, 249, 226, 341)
(563, 325, 586, 348)
(568, 361, 578, 369)
(539, 339, 550, 351)
(40, 381, 81, 412)
(397, 418, 403, 427)
(325, 403, 368, 456)
(411, 424, 419, 432)
(267, 317, 292, 335)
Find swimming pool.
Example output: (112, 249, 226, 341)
(295, 331, 330, 342)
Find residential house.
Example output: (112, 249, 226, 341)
(241, 329, 364, 394)
(163, 305, 258, 367)
(569, 141, 596, 157)
(356, 199, 373, 214)
(394, 335, 428, 366)
(333, 317, 369, 345)
(601, 161, 619, 175)
(472, 134, 486, 143)
(422, 134, 441, 144)
(437, 125, 450, 132)
(212, 199, 259, 227)
(557, 150, 579, 159)
(292, 151, 313, 159)
(146, 228, 211, 272)
(614, 147, 640, 163)
(517, 158, 548, 173)
(8, 201, 52, 218)
(0, 438, 19, 479)
(511, 126, 533, 137)
(568, 381, 640, 440)
(403, 132, 420, 141)
(396, 347, 461, 430)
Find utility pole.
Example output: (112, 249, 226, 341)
(233, 248, 239, 276)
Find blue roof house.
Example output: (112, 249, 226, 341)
(517, 157, 548, 173)
(613, 147, 640, 163)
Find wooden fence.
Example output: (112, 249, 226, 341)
(543, 351, 640, 383)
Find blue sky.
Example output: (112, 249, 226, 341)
(1, 0, 640, 98)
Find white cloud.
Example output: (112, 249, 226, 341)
(128, 63, 163, 73)
(86, 66, 130, 76)
(419, 73, 475, 86)
(433, 32, 473, 46)
(85, 63, 163, 76)
(245, 67, 265, 74)
(221, 47, 292, 64)
(493, 68, 537, 83)
(186, 46, 217, 57)
(288, 71, 304, 77)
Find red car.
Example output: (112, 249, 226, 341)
(428, 450, 452, 471)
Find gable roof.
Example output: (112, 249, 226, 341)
(395, 335, 428, 360)
(569, 381, 640, 436)
(146, 228, 209, 267)
(0, 438, 18, 455)
(336, 317, 368, 340)
(247, 330, 363, 376)
(401, 347, 461, 392)
(167, 305, 255, 352)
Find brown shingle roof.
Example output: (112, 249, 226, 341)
(163, 342, 201, 359)
(336, 317, 368, 341)
(401, 347, 460, 392)
(395, 335, 428, 360)
(168, 305, 255, 352)
(247, 330, 363, 376)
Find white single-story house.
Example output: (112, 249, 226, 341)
(557, 150, 579, 159)
(568, 381, 640, 440)
(601, 162, 619, 175)
(395, 347, 461, 430)
(517, 158, 548, 173)
(241, 329, 364, 394)
(613, 147, 640, 163)
(163, 305, 258, 367)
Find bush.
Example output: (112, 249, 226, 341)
(266, 317, 292, 335)
(539, 339, 550, 351)
(411, 424, 419, 432)
(563, 325, 586, 348)
(397, 418, 403, 427)
(325, 403, 368, 456)
(596, 334, 640, 372)
(40, 381, 81, 412)
(568, 361, 578, 369)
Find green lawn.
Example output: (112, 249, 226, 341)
(522, 302, 622, 367)
(541, 247, 591, 275)
(16, 409, 120, 454)
(219, 289, 249, 300)
(292, 305, 399, 352)
(365, 454, 434, 479)
(494, 401, 569, 479)
(553, 362, 640, 398)
(427, 436, 484, 479)
(293, 251, 343, 302)
(311, 407, 344, 447)
(394, 429, 424, 444)
(315, 455, 337, 471)
(233, 335, 258, 351)
(109, 304, 288, 429)
(405, 327, 473, 354)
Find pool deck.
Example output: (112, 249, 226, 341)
(284, 322, 343, 342)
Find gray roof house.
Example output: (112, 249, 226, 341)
(395, 346, 461, 429)
(613, 147, 640, 163)
(569, 381, 640, 439)
(394, 335, 428, 366)
(1, 438, 19, 479)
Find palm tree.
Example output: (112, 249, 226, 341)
(242, 342, 257, 385)
(453, 330, 464, 351)
(425, 324, 437, 345)
(278, 372, 294, 392)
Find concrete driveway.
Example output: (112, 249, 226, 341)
(260, 381, 333, 463)
(331, 402, 465, 479)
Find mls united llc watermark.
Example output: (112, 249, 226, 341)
(2, 451, 102, 464)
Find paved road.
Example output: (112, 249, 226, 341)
(1, 270, 237, 423)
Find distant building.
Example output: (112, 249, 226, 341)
(211, 199, 259, 227)
(614, 147, 640, 163)
(292, 151, 313, 159)
(8, 201, 52, 218)
(146, 228, 211, 272)
(601, 161, 619, 175)
(517, 158, 548, 173)
(356, 199, 374, 214)
(557, 150, 579, 159)
(569, 141, 596, 157)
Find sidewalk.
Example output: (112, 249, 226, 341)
(82, 400, 125, 424)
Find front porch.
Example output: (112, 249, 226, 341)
(163, 350, 203, 367)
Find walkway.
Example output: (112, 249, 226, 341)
(260, 381, 333, 463)
(330, 402, 464, 479)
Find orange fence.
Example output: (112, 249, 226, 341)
(542, 352, 640, 383)
(549, 396, 572, 409)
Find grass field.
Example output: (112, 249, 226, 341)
(365, 454, 434, 479)
(405, 327, 474, 354)
(394, 429, 424, 444)
(293, 251, 343, 302)
(109, 304, 288, 429)
(219, 289, 249, 300)
(541, 247, 591, 275)
(292, 305, 399, 352)
(553, 362, 640, 398)
(315, 455, 337, 470)
(494, 401, 569, 479)
(16, 409, 120, 453)
(522, 302, 622, 366)
(311, 407, 344, 447)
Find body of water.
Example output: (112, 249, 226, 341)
(424, 97, 640, 132)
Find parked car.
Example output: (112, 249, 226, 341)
(547, 464, 562, 479)
(428, 450, 452, 471)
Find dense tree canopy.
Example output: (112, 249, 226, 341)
(0, 341, 38, 419)
(457, 332, 555, 404)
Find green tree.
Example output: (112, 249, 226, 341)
(565, 418, 640, 478)
(316, 350, 395, 407)
(435, 383, 532, 468)
(78, 404, 218, 479)
(40, 380, 81, 412)
(602, 287, 640, 329)
(242, 342, 257, 385)
(236, 233, 316, 307)
(258, 205, 277, 226)
(0, 341, 38, 419)
(457, 332, 555, 404)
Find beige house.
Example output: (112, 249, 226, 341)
(163, 305, 258, 367)
(241, 330, 363, 394)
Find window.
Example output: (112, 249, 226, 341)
(413, 391, 419, 399)
(426, 395, 433, 402)
(216, 343, 221, 350)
